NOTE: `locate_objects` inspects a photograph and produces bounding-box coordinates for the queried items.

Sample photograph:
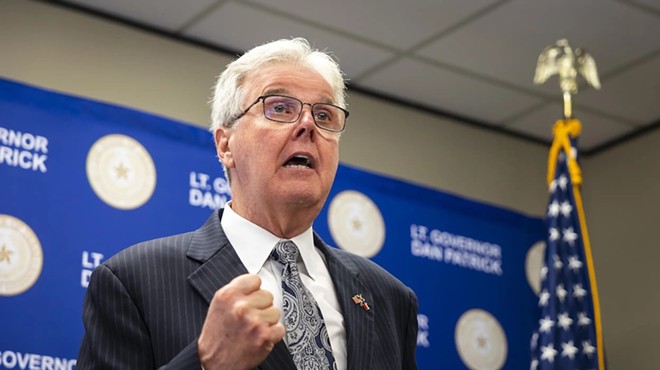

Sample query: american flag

[530,119,605,370]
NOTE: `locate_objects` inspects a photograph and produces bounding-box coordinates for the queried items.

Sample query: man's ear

[214,127,234,169]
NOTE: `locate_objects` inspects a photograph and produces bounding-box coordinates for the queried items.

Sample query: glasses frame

[233,95,349,133]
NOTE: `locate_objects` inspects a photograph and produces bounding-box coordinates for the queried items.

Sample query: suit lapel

[186,209,248,304]
[315,234,375,370]
[185,210,296,369]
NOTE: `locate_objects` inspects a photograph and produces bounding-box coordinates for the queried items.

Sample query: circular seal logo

[525,241,546,295]
[0,215,43,296]
[327,190,385,258]
[86,134,156,210]
[455,309,508,370]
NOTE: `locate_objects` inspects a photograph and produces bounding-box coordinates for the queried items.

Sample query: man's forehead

[244,64,334,102]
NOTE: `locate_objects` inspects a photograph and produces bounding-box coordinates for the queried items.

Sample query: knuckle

[262,289,274,302]
[214,285,234,302]
[233,300,249,317]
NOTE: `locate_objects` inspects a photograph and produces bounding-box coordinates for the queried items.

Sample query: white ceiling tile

[183,2,394,78]
[49,0,660,152]
[417,0,660,93]
[358,58,542,123]
[506,103,636,151]
[246,0,500,49]
[61,0,216,31]
[578,53,660,125]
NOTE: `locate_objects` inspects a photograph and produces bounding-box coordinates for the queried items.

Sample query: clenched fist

[198,274,285,370]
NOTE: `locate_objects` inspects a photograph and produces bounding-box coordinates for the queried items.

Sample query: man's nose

[293,106,317,140]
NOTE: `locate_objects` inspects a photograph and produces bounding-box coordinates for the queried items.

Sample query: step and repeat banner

[0,78,545,369]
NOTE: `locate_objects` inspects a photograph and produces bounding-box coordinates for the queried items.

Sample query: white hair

[209,37,347,131]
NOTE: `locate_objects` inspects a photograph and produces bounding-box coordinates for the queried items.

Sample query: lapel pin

[352,294,370,311]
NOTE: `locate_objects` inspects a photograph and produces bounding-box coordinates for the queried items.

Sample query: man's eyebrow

[261,88,336,104]
[262,88,288,96]
[262,88,335,104]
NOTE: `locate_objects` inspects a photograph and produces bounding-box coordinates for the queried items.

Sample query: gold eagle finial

[534,39,601,118]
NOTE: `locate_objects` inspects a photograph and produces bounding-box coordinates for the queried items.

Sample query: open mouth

[284,154,314,169]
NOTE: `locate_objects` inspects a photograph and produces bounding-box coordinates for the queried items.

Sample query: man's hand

[198,274,285,370]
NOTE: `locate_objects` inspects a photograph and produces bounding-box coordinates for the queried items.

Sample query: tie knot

[271,240,299,266]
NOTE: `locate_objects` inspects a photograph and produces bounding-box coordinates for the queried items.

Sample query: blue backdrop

[0,78,545,369]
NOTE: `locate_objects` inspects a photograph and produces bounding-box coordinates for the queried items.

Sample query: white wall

[0,0,549,215]
[583,130,660,370]
[1,0,652,368]
[0,0,226,128]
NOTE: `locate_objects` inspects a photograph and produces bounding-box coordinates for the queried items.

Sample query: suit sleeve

[403,287,419,370]
[77,264,202,369]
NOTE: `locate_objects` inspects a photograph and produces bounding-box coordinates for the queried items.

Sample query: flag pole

[533,39,605,369]
[563,91,572,119]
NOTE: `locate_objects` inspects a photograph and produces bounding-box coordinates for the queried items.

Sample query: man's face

[217,63,341,218]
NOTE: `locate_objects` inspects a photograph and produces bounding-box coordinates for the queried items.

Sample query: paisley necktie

[271,240,336,370]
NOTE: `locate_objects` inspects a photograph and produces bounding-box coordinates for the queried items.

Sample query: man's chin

[280,187,327,209]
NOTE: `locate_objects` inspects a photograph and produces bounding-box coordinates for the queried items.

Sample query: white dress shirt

[221,204,347,370]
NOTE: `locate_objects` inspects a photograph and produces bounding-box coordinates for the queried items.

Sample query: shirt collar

[289,229,321,281]
[221,203,322,281]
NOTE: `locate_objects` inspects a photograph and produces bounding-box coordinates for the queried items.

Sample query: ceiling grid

[50,0,660,154]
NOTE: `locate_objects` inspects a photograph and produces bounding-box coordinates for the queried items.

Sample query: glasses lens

[313,104,345,132]
[261,95,346,132]
[263,96,301,122]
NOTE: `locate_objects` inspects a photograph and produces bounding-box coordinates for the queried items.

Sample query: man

[77,37,418,370]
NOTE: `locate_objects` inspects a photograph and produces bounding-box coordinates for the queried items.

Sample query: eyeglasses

[233,95,349,133]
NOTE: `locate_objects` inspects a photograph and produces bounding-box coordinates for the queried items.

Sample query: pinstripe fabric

[317,234,419,370]
[77,209,418,369]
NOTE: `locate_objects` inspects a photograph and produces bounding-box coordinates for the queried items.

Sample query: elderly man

[77,38,418,370]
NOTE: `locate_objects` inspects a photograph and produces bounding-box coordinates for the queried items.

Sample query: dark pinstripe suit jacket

[77,209,418,369]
